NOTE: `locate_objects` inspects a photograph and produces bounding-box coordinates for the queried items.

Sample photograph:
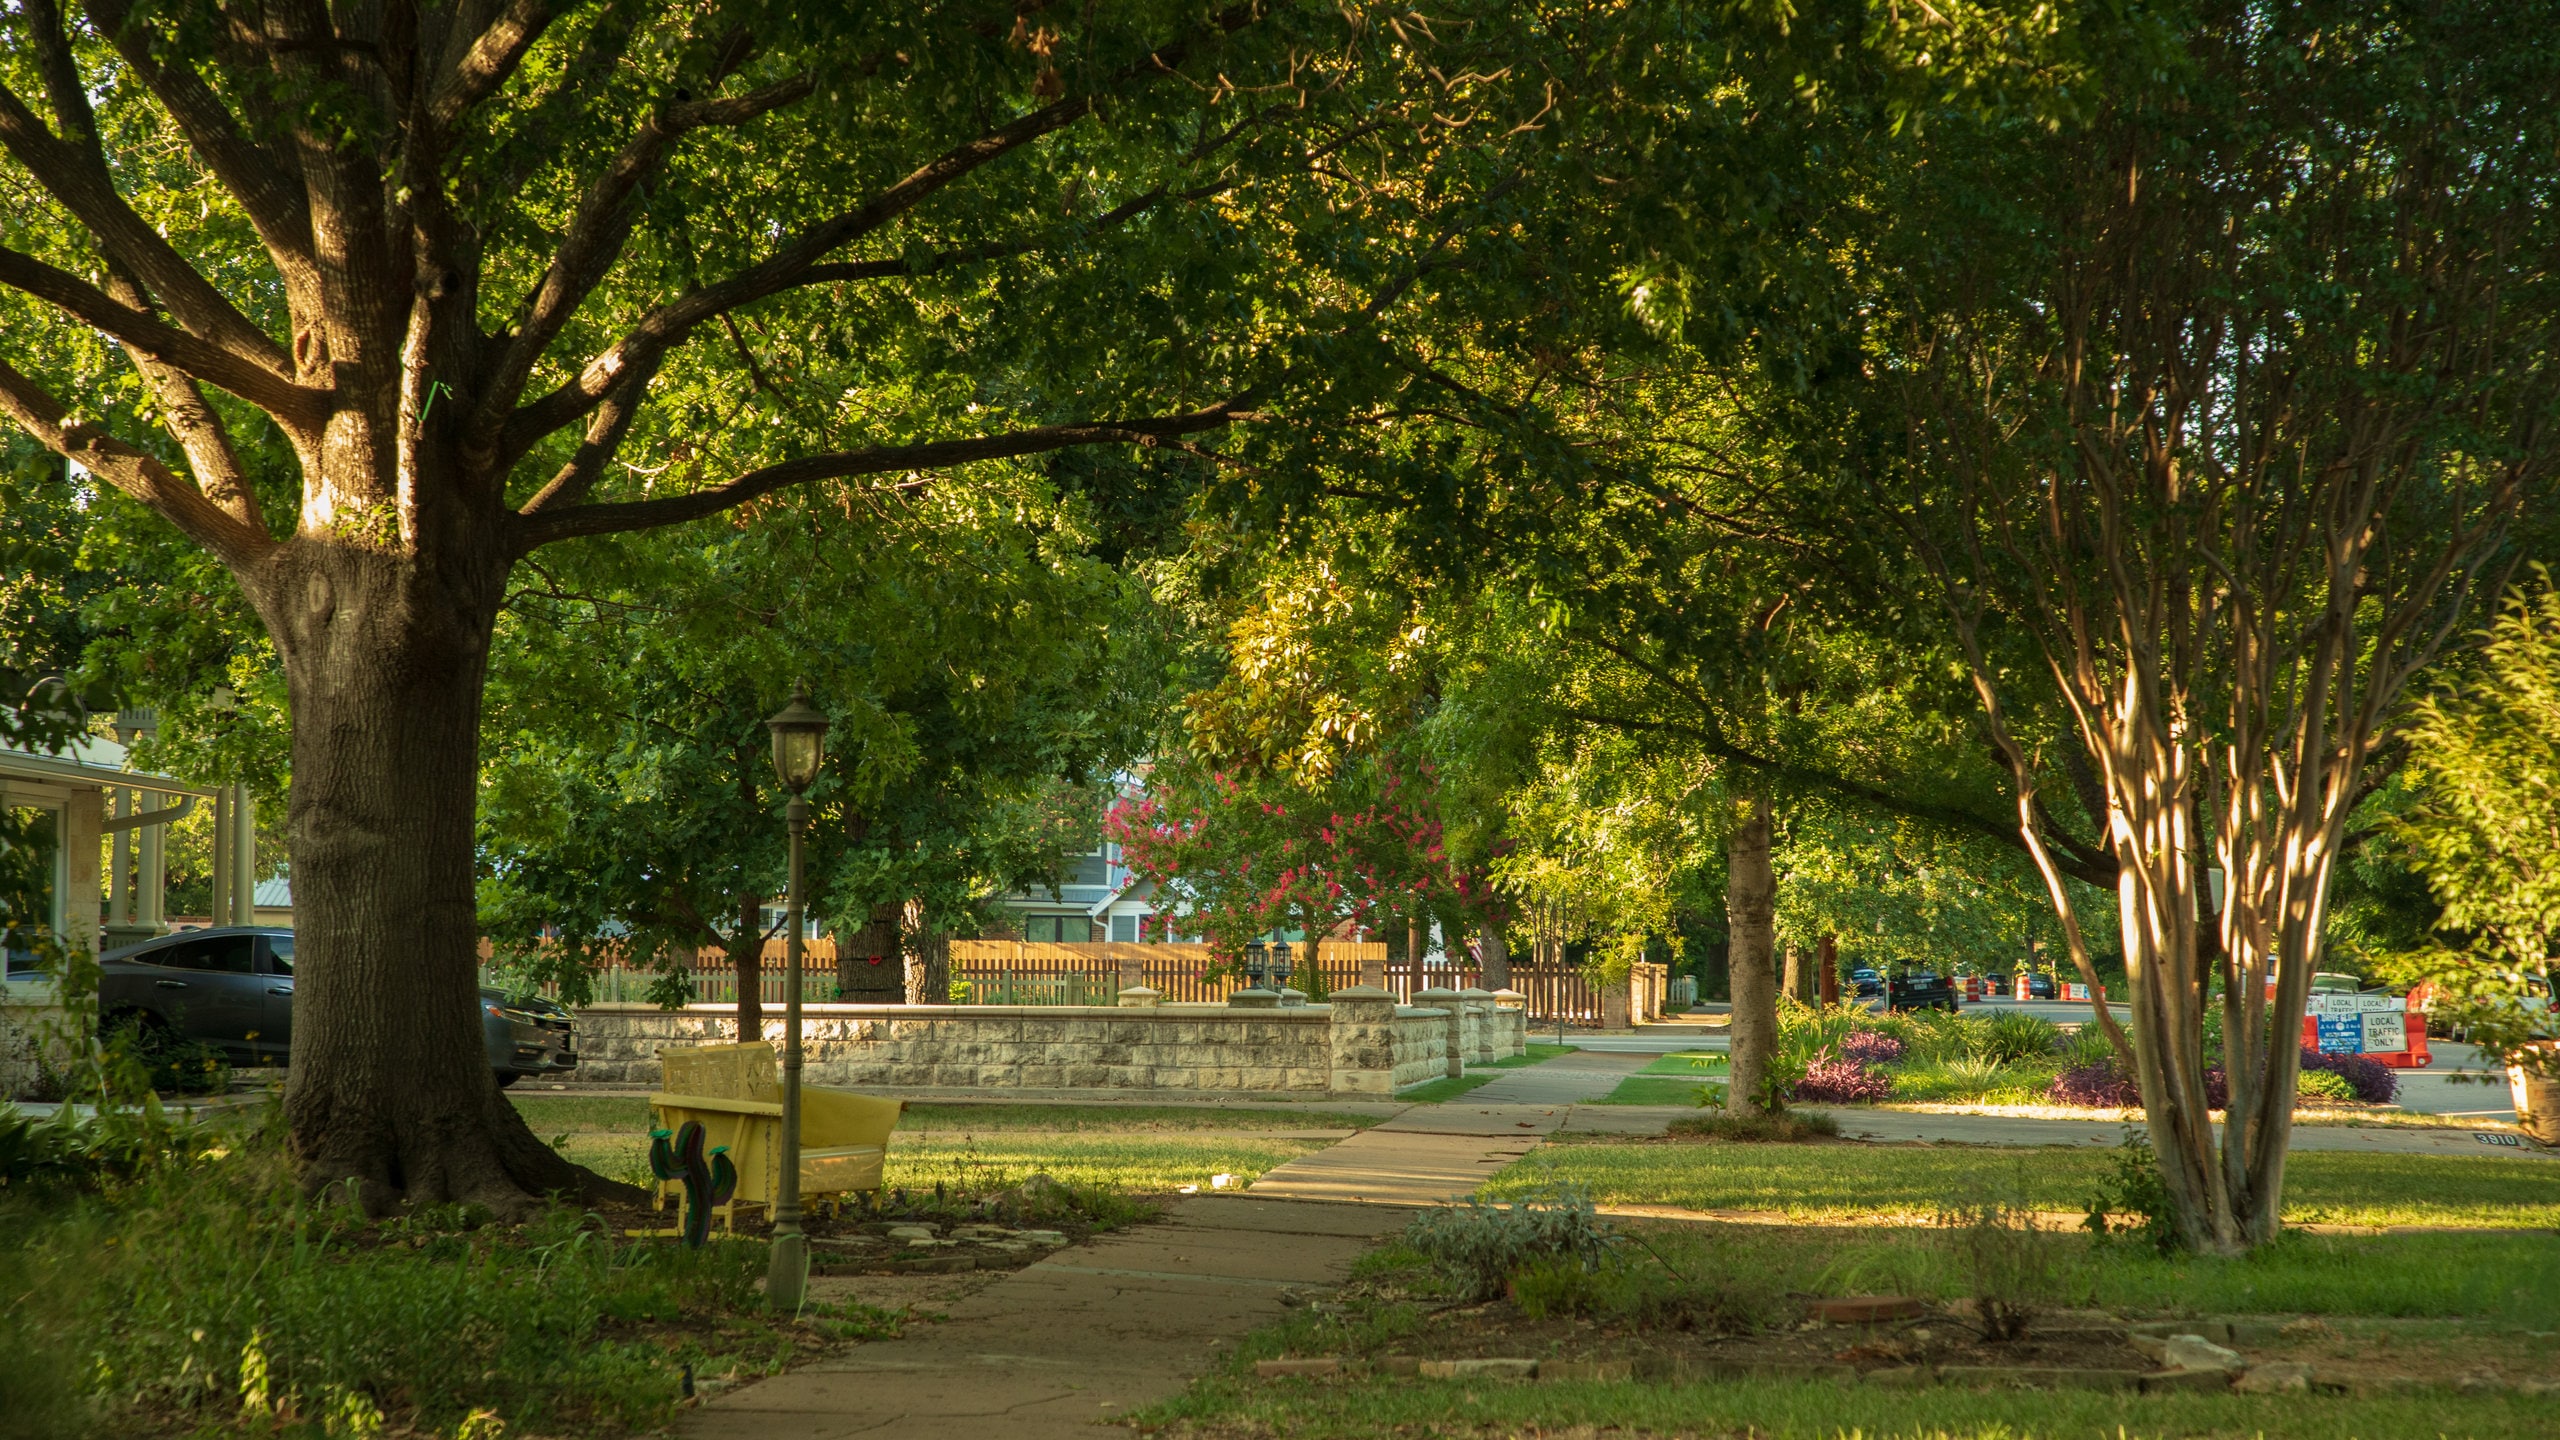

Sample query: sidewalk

[1243,1052,1650,1204]
[679,1196,1406,1440]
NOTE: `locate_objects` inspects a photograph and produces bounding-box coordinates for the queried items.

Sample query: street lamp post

[764,683,829,1313]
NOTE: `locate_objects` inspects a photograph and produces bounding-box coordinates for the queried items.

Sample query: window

[162,935,257,974]
[1110,913,1139,943]
[262,935,294,976]
[2,804,62,981]
[1022,914,1086,943]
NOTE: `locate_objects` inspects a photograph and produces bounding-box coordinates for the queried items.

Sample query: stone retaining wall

[572,984,1528,1098]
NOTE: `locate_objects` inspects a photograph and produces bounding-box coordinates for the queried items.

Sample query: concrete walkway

[1243,1052,1651,1204]
[681,1196,1406,1440]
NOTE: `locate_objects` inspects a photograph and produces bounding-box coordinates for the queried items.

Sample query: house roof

[1086,873,1156,918]
[0,732,208,797]
[255,877,293,908]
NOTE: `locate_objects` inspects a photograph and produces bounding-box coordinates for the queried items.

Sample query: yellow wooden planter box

[648,1043,902,1228]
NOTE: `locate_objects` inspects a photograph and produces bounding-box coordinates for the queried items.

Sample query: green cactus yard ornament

[648,1121,738,1247]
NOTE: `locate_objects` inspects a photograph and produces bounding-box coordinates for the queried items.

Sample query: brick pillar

[1602,976,1632,1030]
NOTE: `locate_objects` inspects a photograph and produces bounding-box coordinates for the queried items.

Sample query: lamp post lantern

[764,682,828,1313]
[1270,939,1294,992]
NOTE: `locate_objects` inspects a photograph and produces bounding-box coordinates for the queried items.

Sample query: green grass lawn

[1139,1371,2560,1440]
[1395,1044,1573,1103]
[1638,1051,1730,1075]
[887,1132,1325,1194]
[1588,1052,1731,1105]
[1134,1216,2560,1438]
[513,1094,1342,1194]
[1629,1217,2560,1325]
[1488,1136,2560,1229]
[1591,1075,1727,1106]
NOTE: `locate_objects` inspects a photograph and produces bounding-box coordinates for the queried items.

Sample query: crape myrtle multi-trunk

[0,0,1414,1213]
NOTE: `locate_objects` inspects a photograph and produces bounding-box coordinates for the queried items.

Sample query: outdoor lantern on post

[1270,939,1294,991]
[763,682,828,1313]
[1242,941,1270,991]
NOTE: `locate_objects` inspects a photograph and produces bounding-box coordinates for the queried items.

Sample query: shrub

[2082,1127,2180,1254]
[1401,1185,1615,1303]
[2058,1025,2118,1071]
[1666,1109,1842,1142]
[1977,1011,2062,1065]
[1509,1252,1777,1334]
[1900,1009,1991,1063]
[1839,1028,1906,1065]
[1774,1004,1869,1070]
[1938,1171,2063,1341]
[1793,1049,1893,1104]
[2047,1059,2140,1108]
[2296,1069,2357,1102]
[2301,1048,2397,1104]
[2045,1056,2231,1110]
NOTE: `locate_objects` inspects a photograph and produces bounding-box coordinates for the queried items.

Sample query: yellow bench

[649,1042,902,1228]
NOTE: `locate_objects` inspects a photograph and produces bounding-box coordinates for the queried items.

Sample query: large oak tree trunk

[730,891,763,1042]
[1475,922,1510,990]
[902,898,950,1004]
[1724,786,1778,1116]
[262,539,635,1215]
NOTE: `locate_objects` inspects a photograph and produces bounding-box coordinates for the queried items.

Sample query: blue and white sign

[2306,992,2407,1055]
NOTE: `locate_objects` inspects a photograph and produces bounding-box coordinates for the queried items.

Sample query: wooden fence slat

[487,939,1658,1023]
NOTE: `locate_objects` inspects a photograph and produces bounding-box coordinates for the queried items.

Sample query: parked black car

[95,926,577,1084]
[1850,967,1884,999]
[1886,969,1958,1012]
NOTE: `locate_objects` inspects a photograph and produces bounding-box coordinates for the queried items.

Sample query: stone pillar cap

[1116,985,1163,1008]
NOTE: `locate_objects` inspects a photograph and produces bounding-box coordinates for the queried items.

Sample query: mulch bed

[1349,1295,2165,1383]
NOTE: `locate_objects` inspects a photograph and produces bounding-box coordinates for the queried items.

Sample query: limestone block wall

[1390,1005,1450,1090]
[574,985,1528,1099]
[578,1002,1339,1093]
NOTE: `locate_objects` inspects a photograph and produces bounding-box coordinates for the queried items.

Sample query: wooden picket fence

[488,937,1666,1024]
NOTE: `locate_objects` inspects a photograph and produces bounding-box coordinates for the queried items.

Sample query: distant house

[989,842,1196,944]
[3,724,235,1072]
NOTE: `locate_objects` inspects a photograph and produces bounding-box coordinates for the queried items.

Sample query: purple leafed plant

[2046,1059,2229,1109]
[1839,1028,1906,1065]
[2301,1048,2398,1104]
[2047,1059,2140,1108]
[1794,1049,1893,1104]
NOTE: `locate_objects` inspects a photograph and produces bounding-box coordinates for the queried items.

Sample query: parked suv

[1886,969,1958,1012]
[96,927,576,1084]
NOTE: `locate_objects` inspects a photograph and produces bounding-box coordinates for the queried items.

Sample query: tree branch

[429,0,563,131]
[513,398,1258,549]
[1556,706,2117,888]
[483,61,812,440]
[0,80,295,382]
[82,0,317,290]
[0,355,273,566]
[0,247,325,424]
[495,2,1265,462]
